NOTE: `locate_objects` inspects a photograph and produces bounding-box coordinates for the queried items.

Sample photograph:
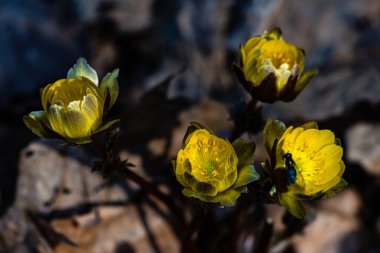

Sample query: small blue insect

[282,153,297,185]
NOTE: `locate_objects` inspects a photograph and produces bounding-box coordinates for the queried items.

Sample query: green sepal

[232,138,255,168]
[263,119,286,155]
[194,181,219,196]
[64,137,93,145]
[321,179,348,199]
[93,119,120,135]
[335,138,342,146]
[182,187,241,207]
[231,63,278,103]
[23,111,59,139]
[67,57,99,86]
[294,68,318,95]
[300,121,318,130]
[262,159,273,177]
[232,164,260,189]
[100,68,119,112]
[279,193,305,219]
[264,27,282,40]
[181,122,215,149]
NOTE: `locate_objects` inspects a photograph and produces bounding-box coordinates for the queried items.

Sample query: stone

[0,142,179,253]
[346,123,380,177]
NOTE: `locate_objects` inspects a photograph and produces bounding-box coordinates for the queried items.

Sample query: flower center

[260,40,296,69]
[203,159,220,177]
[49,78,90,107]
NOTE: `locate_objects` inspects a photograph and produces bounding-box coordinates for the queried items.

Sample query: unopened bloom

[263,119,347,218]
[23,58,119,144]
[233,27,318,103]
[173,122,259,206]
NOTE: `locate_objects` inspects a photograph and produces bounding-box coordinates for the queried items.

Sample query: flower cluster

[23,27,347,219]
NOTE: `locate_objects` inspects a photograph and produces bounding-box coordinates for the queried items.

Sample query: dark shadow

[115,241,135,253]
[136,203,162,253]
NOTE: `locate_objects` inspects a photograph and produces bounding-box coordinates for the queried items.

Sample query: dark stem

[229,98,259,142]
[228,202,244,253]
[91,136,186,229]
[252,218,274,253]
[181,205,204,253]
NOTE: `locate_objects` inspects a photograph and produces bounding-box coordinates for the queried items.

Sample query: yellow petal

[292,129,335,154]
[62,107,91,139]
[80,94,102,131]
[23,111,55,138]
[280,127,303,152]
[47,104,67,138]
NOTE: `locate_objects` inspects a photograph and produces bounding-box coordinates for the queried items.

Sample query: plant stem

[252,218,273,253]
[181,206,204,253]
[229,98,259,142]
[91,136,186,229]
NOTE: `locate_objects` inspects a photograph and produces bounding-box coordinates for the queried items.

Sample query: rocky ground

[0,0,380,252]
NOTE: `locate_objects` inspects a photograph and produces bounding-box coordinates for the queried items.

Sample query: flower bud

[233,27,318,103]
[23,58,119,144]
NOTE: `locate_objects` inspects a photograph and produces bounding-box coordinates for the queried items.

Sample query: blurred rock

[290,188,361,253]
[52,204,178,253]
[292,210,360,253]
[77,0,153,31]
[346,123,380,177]
[0,142,179,253]
[316,188,362,218]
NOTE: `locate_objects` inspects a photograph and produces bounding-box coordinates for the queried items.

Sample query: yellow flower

[23,58,119,144]
[233,27,318,103]
[263,119,347,218]
[173,122,259,207]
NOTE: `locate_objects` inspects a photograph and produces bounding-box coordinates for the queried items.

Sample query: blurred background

[0,0,380,252]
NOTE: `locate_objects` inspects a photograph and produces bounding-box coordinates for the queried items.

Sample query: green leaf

[279,193,305,219]
[263,118,286,155]
[232,138,255,168]
[67,57,99,86]
[100,68,119,112]
[322,179,348,199]
[232,165,260,189]
[23,111,58,139]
